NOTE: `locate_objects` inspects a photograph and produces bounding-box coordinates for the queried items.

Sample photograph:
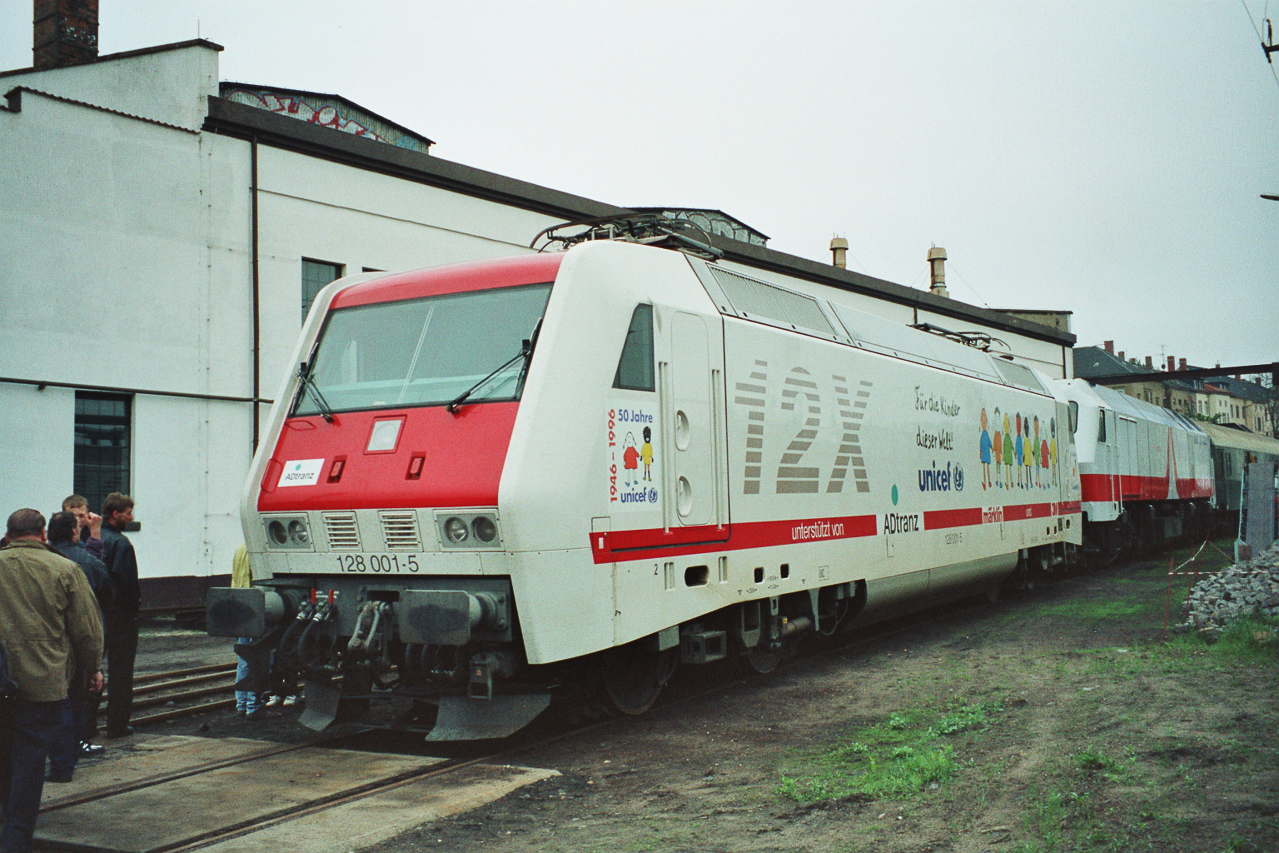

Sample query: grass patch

[1021,598,1152,622]
[1167,614,1279,668]
[776,698,1000,805]
[1074,746,1133,782]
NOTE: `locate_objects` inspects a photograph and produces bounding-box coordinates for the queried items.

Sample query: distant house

[1075,344,1275,437]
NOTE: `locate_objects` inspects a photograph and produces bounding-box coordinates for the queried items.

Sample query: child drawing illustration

[641,426,654,481]
[992,407,1003,489]
[1033,416,1042,488]
[623,432,640,486]
[1049,418,1058,486]
[1028,414,1038,485]
[1014,414,1024,488]
[1002,413,1014,488]
[979,408,992,490]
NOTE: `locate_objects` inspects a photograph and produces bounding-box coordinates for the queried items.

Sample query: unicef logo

[953,464,965,492]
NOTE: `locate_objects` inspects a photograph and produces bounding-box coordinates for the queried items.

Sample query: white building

[1,32,1073,610]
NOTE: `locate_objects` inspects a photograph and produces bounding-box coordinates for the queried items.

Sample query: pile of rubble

[1181,542,1279,638]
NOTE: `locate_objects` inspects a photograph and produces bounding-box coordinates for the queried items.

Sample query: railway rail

[37,728,554,853]
[107,662,239,728]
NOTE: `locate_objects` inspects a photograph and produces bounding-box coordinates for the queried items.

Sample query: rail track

[38,726,554,853]
[108,662,239,727]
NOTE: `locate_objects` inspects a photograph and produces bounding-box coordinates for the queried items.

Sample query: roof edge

[203,95,626,223]
[0,39,223,80]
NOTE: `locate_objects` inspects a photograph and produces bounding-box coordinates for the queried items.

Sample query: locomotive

[208,220,1225,740]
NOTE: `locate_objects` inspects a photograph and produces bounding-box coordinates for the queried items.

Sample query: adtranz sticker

[278,458,325,487]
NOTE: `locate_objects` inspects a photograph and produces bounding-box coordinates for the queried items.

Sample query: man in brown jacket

[0,508,103,853]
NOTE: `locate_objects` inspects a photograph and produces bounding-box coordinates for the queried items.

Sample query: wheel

[743,643,783,674]
[601,642,677,716]
[742,634,800,674]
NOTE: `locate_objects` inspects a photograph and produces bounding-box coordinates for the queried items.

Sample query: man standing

[46,512,112,777]
[0,509,104,852]
[61,495,104,560]
[100,493,140,739]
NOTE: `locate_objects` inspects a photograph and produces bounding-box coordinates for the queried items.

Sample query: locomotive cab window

[613,304,655,391]
[293,282,553,415]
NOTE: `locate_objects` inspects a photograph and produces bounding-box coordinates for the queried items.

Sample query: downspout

[251,132,261,453]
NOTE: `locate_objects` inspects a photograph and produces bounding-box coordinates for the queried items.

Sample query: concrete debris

[1181,542,1279,636]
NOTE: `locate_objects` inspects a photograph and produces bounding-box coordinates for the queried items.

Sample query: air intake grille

[711,267,836,336]
[323,512,360,550]
[379,511,421,550]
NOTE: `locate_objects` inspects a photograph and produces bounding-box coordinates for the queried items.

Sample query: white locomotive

[209,222,1092,739]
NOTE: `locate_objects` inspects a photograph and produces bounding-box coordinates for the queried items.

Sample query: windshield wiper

[298,361,335,423]
[447,340,531,414]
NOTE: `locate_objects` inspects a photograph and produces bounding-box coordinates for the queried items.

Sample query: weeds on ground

[775,698,1000,805]
[1166,614,1279,668]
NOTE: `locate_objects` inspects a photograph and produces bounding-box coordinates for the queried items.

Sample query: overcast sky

[3,1,1277,372]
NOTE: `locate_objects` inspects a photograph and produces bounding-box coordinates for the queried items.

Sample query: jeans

[48,678,95,779]
[234,642,263,714]
[0,698,66,852]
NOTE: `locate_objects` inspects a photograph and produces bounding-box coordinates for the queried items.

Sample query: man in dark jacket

[47,512,111,776]
[100,493,140,740]
[0,508,104,852]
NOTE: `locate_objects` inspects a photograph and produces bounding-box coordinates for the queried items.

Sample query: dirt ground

[153,541,1279,853]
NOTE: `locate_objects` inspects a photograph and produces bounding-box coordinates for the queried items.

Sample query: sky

[3,1,1277,372]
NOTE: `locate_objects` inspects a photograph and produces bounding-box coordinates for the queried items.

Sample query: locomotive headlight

[288,519,310,545]
[262,515,314,551]
[443,516,470,543]
[436,510,501,549]
[472,516,497,543]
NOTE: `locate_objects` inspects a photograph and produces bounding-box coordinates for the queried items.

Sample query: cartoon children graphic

[992,408,1003,488]
[1049,418,1058,486]
[1039,417,1049,488]
[1028,416,1038,491]
[979,408,992,490]
[1025,414,1036,486]
[1002,413,1014,488]
[622,432,640,486]
[1014,414,1024,488]
[640,426,654,481]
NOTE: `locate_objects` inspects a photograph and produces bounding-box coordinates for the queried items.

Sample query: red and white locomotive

[210,223,1107,739]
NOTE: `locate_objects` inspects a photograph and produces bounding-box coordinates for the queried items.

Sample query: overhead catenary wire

[1240,0,1279,92]
[944,260,992,309]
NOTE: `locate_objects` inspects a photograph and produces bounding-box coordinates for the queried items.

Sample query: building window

[302,258,344,321]
[74,392,131,516]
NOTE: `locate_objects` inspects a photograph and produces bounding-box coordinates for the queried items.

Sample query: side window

[1097,410,1107,443]
[302,258,344,321]
[1067,401,1079,435]
[613,304,655,391]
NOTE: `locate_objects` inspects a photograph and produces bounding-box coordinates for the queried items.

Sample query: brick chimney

[1103,340,1114,354]
[33,0,98,69]
[1179,358,1187,372]
[1166,356,1175,372]
[1145,356,1153,369]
